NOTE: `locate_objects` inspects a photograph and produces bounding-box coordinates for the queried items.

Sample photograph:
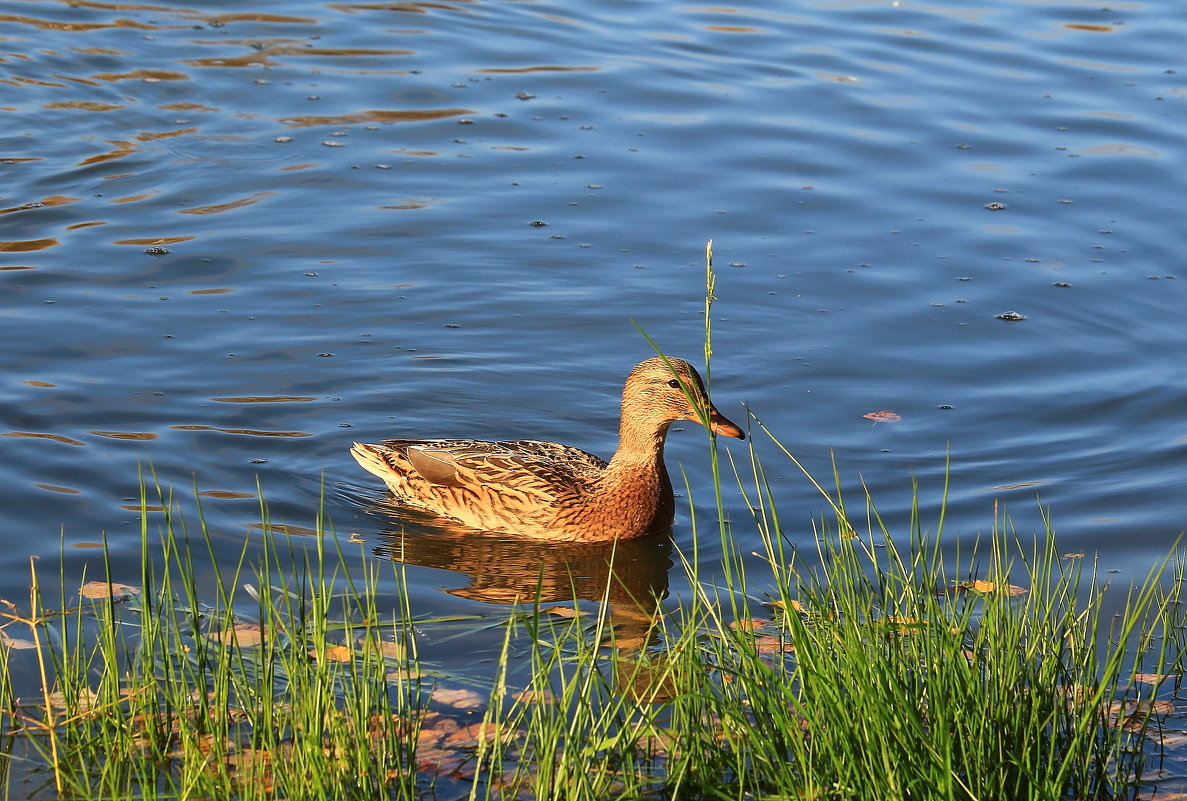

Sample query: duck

[350,356,745,542]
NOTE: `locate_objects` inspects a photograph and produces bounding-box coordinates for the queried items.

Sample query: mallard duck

[350,356,744,542]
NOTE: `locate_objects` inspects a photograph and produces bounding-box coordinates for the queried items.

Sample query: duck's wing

[363,438,606,498]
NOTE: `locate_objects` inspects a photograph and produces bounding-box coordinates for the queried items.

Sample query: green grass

[1,245,1182,800]
[1,447,1182,800]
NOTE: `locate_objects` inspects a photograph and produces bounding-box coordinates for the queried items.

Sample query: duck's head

[624,356,745,440]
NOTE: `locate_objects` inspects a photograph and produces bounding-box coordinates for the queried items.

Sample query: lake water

[2,0,1185,744]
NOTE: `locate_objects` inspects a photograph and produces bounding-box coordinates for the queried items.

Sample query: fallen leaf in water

[360,636,406,660]
[431,687,485,710]
[386,669,422,682]
[310,645,353,663]
[879,616,928,635]
[46,687,98,711]
[729,618,771,632]
[208,623,266,647]
[1132,672,1180,685]
[955,580,1028,596]
[444,722,517,748]
[863,410,902,423]
[753,635,794,654]
[512,689,557,704]
[0,631,38,650]
[543,606,584,618]
[80,580,140,599]
[1105,698,1175,731]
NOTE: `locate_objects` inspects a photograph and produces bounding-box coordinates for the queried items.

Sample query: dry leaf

[512,689,557,704]
[431,687,485,710]
[729,618,770,632]
[0,631,38,650]
[1062,552,1085,559]
[880,616,928,635]
[444,722,516,748]
[310,645,353,663]
[80,581,140,599]
[957,580,1027,596]
[863,410,902,423]
[359,636,406,660]
[1105,698,1175,731]
[753,635,794,654]
[208,623,266,647]
[46,687,98,711]
[386,668,423,682]
[1132,672,1180,685]
[543,606,583,619]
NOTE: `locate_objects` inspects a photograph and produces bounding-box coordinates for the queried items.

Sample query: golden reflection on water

[184,53,275,69]
[280,108,472,127]
[4,431,85,446]
[366,505,672,646]
[210,396,318,403]
[110,191,162,204]
[136,127,198,141]
[0,196,81,215]
[0,238,58,252]
[87,431,159,440]
[91,69,188,82]
[179,191,274,215]
[477,65,597,73]
[200,13,318,25]
[76,140,137,166]
[114,235,195,245]
[171,425,312,437]
[35,483,80,494]
[327,2,476,14]
[159,102,219,112]
[0,15,167,33]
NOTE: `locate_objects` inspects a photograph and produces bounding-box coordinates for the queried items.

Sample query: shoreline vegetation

[1,245,1183,799]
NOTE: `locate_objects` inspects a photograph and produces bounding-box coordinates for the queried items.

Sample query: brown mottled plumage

[350,357,744,542]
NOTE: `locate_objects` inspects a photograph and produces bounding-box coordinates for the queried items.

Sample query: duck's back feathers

[350,438,609,535]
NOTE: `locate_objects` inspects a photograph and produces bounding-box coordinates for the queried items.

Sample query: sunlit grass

[1,447,1183,800]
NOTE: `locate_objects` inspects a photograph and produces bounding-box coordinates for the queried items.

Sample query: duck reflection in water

[368,507,673,648]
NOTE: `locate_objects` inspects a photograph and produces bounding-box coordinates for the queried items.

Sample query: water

[2,0,1185,686]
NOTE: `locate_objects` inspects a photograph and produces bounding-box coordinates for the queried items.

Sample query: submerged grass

[2,245,1183,799]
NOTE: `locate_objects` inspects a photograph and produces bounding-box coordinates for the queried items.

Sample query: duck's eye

[667,379,682,389]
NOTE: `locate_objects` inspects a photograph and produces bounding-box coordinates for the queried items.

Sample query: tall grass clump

[9,477,426,801]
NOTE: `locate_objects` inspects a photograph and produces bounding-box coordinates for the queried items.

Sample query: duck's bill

[708,408,745,440]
